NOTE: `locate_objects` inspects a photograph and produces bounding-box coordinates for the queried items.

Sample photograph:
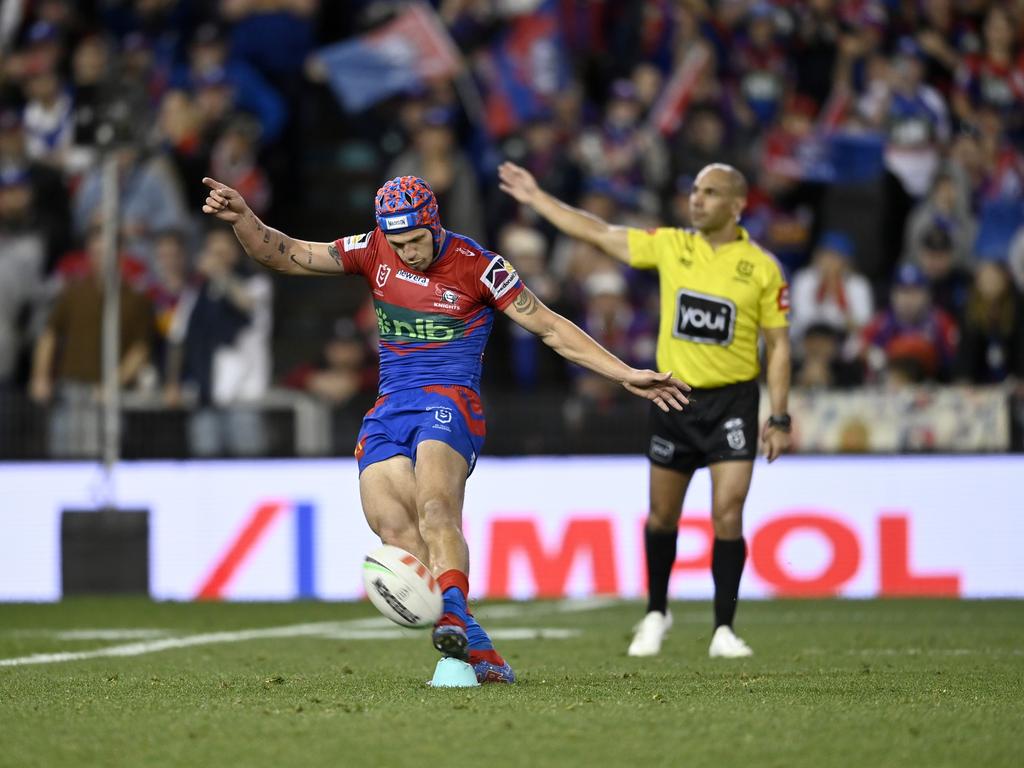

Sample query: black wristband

[767,413,792,432]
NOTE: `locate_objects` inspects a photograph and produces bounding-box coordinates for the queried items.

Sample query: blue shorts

[355,385,487,475]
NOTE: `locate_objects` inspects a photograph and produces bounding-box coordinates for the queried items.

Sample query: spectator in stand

[64,33,119,176]
[903,171,977,268]
[790,0,845,108]
[910,225,972,318]
[208,116,270,217]
[790,231,873,349]
[913,0,966,96]
[221,0,315,93]
[165,227,272,457]
[20,64,74,171]
[729,3,790,132]
[955,260,1024,385]
[29,224,154,457]
[118,31,167,110]
[0,168,46,387]
[572,270,655,407]
[148,229,190,378]
[496,223,568,391]
[496,110,581,233]
[73,142,189,270]
[282,318,376,408]
[968,107,1024,261]
[578,79,667,206]
[951,5,1024,142]
[671,105,744,189]
[387,106,485,243]
[0,107,71,267]
[793,323,864,390]
[9,21,66,83]
[861,263,959,384]
[155,89,210,213]
[743,170,816,273]
[860,38,951,273]
[174,22,286,147]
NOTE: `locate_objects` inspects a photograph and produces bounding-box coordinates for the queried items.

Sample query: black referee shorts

[647,379,759,473]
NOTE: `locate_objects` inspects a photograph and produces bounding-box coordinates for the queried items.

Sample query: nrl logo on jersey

[343,233,370,251]
[396,269,429,286]
[480,255,518,299]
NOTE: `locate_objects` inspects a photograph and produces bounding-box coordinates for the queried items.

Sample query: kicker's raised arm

[498,162,632,264]
[502,288,689,412]
[201,176,345,276]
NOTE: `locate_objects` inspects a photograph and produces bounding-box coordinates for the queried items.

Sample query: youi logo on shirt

[673,289,736,345]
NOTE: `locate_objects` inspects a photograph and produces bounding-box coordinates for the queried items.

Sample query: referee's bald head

[697,163,748,200]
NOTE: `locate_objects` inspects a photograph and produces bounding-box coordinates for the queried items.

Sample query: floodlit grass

[0,599,1021,768]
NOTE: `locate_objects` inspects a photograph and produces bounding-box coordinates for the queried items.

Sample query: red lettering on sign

[751,513,860,596]
[878,514,960,596]
[674,518,714,572]
[635,517,713,593]
[487,518,618,598]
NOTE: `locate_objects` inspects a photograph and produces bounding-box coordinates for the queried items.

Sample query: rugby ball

[362,545,442,628]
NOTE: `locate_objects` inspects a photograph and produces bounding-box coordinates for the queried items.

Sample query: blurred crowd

[0,0,1023,457]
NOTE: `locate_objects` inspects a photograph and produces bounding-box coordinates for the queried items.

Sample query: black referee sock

[712,537,747,628]
[644,525,678,615]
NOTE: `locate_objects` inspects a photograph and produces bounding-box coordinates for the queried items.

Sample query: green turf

[0,599,1021,768]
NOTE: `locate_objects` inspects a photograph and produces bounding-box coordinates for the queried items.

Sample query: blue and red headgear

[374,176,444,254]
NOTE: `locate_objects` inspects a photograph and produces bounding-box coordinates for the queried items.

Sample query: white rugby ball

[362,545,442,628]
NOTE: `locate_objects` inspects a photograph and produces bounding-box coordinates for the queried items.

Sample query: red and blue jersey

[336,228,524,395]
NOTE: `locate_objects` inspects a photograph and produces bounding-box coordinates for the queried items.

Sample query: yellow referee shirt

[627,226,789,388]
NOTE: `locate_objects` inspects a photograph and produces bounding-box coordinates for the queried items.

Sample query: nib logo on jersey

[673,289,736,345]
[375,301,463,341]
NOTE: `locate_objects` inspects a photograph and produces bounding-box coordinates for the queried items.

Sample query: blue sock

[465,613,493,650]
[442,587,469,624]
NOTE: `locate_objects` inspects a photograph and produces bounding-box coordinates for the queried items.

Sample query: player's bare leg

[413,440,470,574]
[359,456,428,563]
[628,465,692,657]
[413,439,472,660]
[415,439,514,682]
[708,460,755,658]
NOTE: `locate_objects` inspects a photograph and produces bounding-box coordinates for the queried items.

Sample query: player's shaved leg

[645,464,692,614]
[414,439,473,659]
[413,439,470,573]
[709,460,754,631]
[359,456,428,563]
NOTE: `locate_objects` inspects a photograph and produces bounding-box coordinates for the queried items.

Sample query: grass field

[0,598,1021,768]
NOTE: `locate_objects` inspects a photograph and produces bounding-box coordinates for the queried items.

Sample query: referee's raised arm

[498,162,632,265]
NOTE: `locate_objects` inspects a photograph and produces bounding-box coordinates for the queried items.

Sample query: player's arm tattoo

[512,289,539,316]
[328,243,341,266]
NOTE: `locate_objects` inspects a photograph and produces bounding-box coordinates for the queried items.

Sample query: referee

[499,161,791,658]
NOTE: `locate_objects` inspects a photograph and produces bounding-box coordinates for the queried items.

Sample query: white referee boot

[708,625,753,658]
[627,610,673,657]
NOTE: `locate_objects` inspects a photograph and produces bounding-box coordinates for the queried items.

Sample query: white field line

[0,621,344,667]
[314,627,579,641]
[801,647,1024,657]
[57,629,174,641]
[0,600,608,668]
[473,597,618,620]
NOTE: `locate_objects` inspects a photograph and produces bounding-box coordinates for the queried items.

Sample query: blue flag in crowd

[316,3,460,113]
